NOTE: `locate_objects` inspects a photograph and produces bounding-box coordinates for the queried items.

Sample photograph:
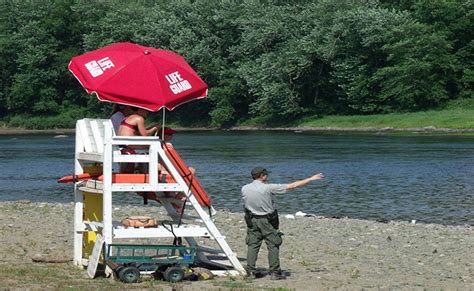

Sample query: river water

[0,131,473,225]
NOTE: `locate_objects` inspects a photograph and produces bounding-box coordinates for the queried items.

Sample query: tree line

[0,0,472,127]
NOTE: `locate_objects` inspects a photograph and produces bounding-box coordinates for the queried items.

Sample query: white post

[149,143,159,189]
[73,122,84,266]
[102,125,113,245]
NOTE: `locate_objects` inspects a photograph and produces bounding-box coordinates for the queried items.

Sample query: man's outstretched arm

[286,173,324,190]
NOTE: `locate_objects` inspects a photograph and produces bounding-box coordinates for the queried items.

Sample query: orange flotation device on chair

[58,173,174,184]
[57,144,212,209]
[57,173,101,183]
[163,142,212,208]
[98,173,175,184]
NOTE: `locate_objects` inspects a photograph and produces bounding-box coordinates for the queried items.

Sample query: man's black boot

[269,271,286,280]
[246,271,256,280]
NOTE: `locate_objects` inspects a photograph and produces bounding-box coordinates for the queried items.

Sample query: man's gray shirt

[241,180,287,215]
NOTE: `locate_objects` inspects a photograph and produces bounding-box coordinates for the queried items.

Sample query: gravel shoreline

[0,201,472,290]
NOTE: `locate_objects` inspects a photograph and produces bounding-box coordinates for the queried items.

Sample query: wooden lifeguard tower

[72,118,245,277]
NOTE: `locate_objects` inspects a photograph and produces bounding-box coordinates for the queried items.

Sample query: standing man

[241,167,324,280]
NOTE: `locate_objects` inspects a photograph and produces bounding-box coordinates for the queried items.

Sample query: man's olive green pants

[245,216,283,273]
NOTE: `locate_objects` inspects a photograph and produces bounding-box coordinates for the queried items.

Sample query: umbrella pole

[162,108,165,140]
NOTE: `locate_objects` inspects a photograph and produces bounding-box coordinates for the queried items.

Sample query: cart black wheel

[164,266,185,282]
[113,266,123,279]
[118,266,140,283]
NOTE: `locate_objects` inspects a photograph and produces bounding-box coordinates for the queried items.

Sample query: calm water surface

[0,131,473,225]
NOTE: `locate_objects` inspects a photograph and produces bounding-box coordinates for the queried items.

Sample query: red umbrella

[68,42,208,111]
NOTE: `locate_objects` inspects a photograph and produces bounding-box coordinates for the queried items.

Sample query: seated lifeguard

[110,104,132,134]
[117,107,159,173]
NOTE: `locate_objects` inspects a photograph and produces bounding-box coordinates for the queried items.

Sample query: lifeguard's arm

[137,117,158,136]
[147,123,160,132]
[286,173,324,190]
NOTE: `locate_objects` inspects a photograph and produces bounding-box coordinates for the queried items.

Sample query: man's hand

[309,173,324,181]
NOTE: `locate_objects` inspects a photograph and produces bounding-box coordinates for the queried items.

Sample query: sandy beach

[0,201,472,290]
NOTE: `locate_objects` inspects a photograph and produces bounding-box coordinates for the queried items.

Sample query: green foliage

[443,97,474,110]
[456,39,474,99]
[7,107,89,129]
[298,107,474,129]
[231,2,313,119]
[327,6,412,113]
[0,0,471,127]
[374,21,457,110]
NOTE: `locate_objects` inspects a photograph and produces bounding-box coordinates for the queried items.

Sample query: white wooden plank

[77,152,103,162]
[112,153,151,163]
[73,121,85,266]
[113,225,210,238]
[102,129,113,246]
[90,120,104,153]
[77,119,93,153]
[148,143,159,190]
[87,234,105,278]
[111,183,182,192]
[110,136,160,146]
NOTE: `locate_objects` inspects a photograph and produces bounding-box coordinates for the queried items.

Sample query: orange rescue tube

[163,143,212,208]
[98,173,175,184]
[57,173,101,183]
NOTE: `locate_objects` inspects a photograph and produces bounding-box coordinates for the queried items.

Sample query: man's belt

[245,208,275,218]
[244,209,279,229]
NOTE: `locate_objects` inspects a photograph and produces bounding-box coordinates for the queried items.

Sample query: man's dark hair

[251,167,270,179]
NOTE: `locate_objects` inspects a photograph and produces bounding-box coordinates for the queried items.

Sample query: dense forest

[0,0,472,128]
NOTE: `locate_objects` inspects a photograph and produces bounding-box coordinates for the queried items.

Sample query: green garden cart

[105,243,196,283]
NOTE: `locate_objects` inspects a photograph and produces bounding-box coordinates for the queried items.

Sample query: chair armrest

[111,136,162,146]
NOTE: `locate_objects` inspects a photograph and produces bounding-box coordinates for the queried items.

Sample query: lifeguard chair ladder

[72,118,246,276]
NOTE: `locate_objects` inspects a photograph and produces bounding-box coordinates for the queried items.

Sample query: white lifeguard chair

[72,118,245,277]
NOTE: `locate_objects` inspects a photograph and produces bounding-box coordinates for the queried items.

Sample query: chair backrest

[76,119,113,154]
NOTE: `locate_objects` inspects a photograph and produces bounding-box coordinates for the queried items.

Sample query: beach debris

[295,211,307,217]
[191,267,214,280]
[387,236,392,241]
[433,249,438,254]
[285,214,295,219]
[411,219,417,224]
[54,135,68,138]
[32,254,72,263]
